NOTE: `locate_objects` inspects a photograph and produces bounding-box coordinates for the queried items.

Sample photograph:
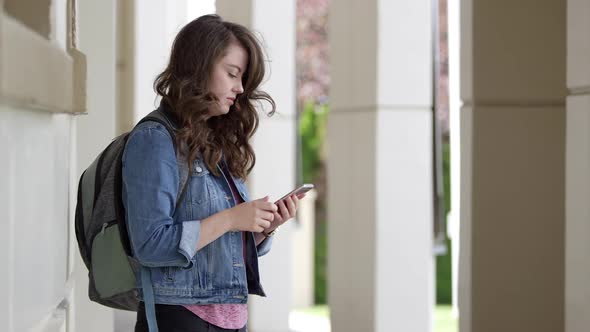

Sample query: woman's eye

[229,73,237,78]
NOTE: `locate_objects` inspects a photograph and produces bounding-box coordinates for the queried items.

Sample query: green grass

[293,305,457,332]
[434,305,458,332]
[297,304,329,317]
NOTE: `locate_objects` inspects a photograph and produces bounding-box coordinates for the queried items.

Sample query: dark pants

[135,302,247,332]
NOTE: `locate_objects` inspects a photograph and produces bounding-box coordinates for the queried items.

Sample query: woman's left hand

[267,194,304,232]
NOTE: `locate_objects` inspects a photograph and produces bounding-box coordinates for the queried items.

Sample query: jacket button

[195,166,203,173]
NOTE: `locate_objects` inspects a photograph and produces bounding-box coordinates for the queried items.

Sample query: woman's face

[208,41,248,117]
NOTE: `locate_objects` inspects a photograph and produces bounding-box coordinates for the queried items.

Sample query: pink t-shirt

[183,297,247,329]
[183,167,248,329]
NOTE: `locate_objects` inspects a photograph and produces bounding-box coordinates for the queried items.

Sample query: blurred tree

[297,0,330,106]
[296,0,330,304]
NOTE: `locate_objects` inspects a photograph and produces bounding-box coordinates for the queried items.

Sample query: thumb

[257,195,270,202]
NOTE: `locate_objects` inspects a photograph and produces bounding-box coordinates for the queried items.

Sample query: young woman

[122,15,302,332]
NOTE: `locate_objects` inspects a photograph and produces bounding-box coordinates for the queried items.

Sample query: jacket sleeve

[256,236,273,257]
[122,124,200,268]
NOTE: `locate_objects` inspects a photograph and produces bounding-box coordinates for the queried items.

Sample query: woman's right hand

[224,196,278,233]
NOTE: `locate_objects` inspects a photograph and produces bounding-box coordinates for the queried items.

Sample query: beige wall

[0,1,84,331]
[4,0,51,39]
[0,107,74,332]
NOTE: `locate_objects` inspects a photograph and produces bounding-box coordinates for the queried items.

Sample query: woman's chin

[209,107,230,118]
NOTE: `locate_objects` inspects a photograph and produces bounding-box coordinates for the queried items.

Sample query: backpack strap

[135,107,189,332]
[137,108,190,214]
[116,107,190,257]
[141,266,158,332]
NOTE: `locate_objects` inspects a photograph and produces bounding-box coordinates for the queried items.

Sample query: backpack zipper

[91,220,118,244]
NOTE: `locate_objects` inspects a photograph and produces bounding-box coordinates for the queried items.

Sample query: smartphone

[274,184,314,204]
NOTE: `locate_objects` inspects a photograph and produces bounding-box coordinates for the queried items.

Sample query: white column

[447,0,462,320]
[216,1,297,331]
[118,0,191,133]
[328,0,434,331]
[132,0,188,123]
[291,189,317,309]
[74,0,117,331]
[566,0,590,331]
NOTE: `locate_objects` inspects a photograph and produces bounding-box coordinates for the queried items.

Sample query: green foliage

[436,238,453,304]
[436,142,452,304]
[442,142,451,214]
[314,219,327,304]
[300,102,328,183]
[299,101,329,304]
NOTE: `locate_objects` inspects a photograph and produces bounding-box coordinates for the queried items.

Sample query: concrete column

[132,0,188,122]
[459,1,566,331]
[565,0,590,331]
[116,0,135,134]
[216,1,297,331]
[328,1,434,331]
[117,0,190,131]
[74,0,117,331]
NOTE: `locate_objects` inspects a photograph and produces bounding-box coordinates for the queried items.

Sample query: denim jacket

[121,118,272,306]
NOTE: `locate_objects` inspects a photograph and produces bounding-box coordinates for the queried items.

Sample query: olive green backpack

[74,109,188,311]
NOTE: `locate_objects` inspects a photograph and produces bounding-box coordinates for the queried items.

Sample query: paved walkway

[289,310,331,332]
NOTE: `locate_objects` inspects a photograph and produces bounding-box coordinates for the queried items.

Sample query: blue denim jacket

[121,119,272,306]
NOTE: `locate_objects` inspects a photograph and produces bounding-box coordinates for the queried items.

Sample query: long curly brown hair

[154,15,275,179]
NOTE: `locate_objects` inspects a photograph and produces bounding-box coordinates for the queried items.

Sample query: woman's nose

[233,81,244,94]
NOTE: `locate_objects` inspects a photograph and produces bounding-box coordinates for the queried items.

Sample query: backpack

[74,108,188,311]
